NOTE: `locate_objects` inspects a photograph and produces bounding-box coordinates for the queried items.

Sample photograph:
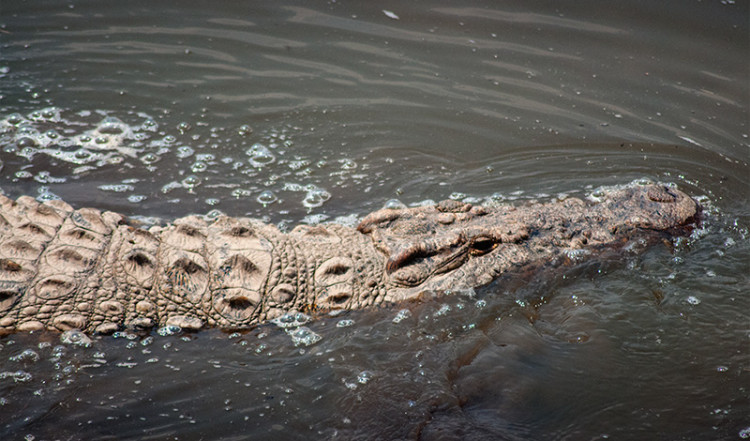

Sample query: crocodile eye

[470,237,496,255]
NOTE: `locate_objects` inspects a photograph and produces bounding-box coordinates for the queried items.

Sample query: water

[0,0,748,439]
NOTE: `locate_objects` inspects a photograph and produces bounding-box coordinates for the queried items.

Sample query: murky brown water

[1,0,748,439]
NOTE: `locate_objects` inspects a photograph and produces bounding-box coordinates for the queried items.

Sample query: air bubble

[17,137,38,148]
[181,175,201,190]
[231,188,252,198]
[177,122,192,134]
[246,143,275,167]
[116,361,138,368]
[271,312,311,329]
[339,158,357,170]
[6,113,24,125]
[19,146,37,160]
[288,159,309,170]
[141,153,160,164]
[141,119,158,131]
[98,117,126,135]
[98,184,135,193]
[565,249,590,260]
[191,161,207,172]
[9,349,40,363]
[256,190,277,206]
[107,156,125,165]
[357,370,373,384]
[434,304,451,317]
[238,124,253,136]
[206,209,224,218]
[392,309,412,323]
[128,195,147,203]
[157,325,182,336]
[287,327,322,347]
[333,214,359,228]
[176,145,194,159]
[384,199,406,209]
[41,107,59,120]
[18,124,39,136]
[0,370,32,383]
[161,181,181,194]
[414,199,436,207]
[588,188,606,202]
[61,330,92,347]
[33,172,60,191]
[302,213,329,225]
[302,186,331,209]
[36,188,61,201]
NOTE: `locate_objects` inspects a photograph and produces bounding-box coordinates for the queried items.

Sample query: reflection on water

[0,0,748,439]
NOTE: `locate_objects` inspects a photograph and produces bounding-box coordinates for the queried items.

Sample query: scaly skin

[0,184,698,334]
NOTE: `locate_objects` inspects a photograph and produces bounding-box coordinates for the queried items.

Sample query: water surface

[0,0,748,439]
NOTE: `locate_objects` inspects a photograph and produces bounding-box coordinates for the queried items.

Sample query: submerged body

[0,184,698,334]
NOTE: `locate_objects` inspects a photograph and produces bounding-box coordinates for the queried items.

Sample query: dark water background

[0,0,748,439]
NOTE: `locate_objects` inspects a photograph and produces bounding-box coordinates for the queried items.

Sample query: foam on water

[287,327,322,347]
[0,107,369,222]
[271,312,312,329]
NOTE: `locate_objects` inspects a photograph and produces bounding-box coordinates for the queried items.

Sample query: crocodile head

[358,184,699,302]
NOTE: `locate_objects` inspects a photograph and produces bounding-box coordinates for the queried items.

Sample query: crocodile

[0,184,698,335]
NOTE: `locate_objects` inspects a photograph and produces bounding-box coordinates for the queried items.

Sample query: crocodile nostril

[0,258,22,272]
[127,252,153,268]
[322,292,351,306]
[227,296,255,310]
[0,289,19,302]
[330,293,350,305]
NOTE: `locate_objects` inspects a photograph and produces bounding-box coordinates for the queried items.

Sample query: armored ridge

[0,184,699,334]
